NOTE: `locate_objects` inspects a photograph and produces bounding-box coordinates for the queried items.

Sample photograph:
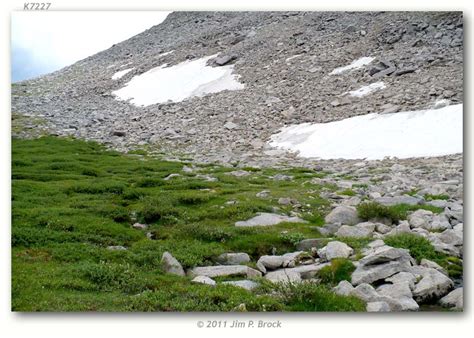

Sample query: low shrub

[276,282,365,312]
[318,258,355,285]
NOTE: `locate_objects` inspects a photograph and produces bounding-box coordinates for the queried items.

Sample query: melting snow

[348,81,386,97]
[112,68,134,80]
[269,104,463,160]
[330,57,375,75]
[112,54,244,106]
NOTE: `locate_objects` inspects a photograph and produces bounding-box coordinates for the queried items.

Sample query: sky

[11,11,170,82]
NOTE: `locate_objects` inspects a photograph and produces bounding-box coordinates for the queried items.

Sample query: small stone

[192,275,216,286]
[214,54,237,66]
[107,245,127,251]
[132,222,147,230]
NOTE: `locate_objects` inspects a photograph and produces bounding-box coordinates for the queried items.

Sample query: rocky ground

[11,11,463,311]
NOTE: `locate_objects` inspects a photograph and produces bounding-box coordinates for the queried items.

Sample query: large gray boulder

[439,287,463,310]
[412,267,453,303]
[188,265,262,278]
[375,195,423,206]
[216,252,251,265]
[235,212,307,227]
[296,238,327,251]
[222,280,259,291]
[336,222,375,238]
[351,246,415,285]
[408,209,433,229]
[324,241,354,260]
[264,269,301,284]
[325,205,360,225]
[257,255,284,272]
[385,272,417,290]
[367,301,391,312]
[161,252,185,276]
[264,263,329,284]
[333,280,355,296]
[191,275,216,286]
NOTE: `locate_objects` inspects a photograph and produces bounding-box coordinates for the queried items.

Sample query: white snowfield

[330,56,375,75]
[111,68,134,80]
[348,81,386,97]
[269,104,463,160]
[112,54,244,106]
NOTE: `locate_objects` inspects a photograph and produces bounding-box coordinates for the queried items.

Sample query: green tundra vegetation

[11,137,459,311]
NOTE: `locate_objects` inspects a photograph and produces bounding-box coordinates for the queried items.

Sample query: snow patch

[330,57,375,75]
[112,54,244,106]
[348,82,386,97]
[112,68,134,80]
[269,104,463,160]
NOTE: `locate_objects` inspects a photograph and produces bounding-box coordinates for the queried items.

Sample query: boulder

[235,212,307,227]
[333,280,355,296]
[335,222,375,238]
[191,275,216,286]
[420,259,448,276]
[264,269,301,284]
[161,252,185,276]
[435,229,463,246]
[188,265,262,279]
[375,195,422,206]
[351,246,415,285]
[439,287,463,309]
[408,209,433,229]
[317,223,342,236]
[367,301,391,312]
[325,205,359,225]
[214,54,237,66]
[386,272,417,290]
[257,255,284,271]
[429,214,452,231]
[325,241,354,260]
[216,253,251,265]
[353,283,380,302]
[296,238,327,251]
[412,267,453,303]
[222,280,259,291]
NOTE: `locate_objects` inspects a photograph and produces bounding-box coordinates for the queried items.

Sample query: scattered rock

[367,301,391,312]
[235,212,307,227]
[161,252,185,276]
[325,205,359,225]
[132,222,147,230]
[324,241,354,260]
[192,275,216,286]
[214,54,237,66]
[375,195,422,206]
[222,280,259,291]
[439,287,463,309]
[216,253,251,265]
[188,265,262,278]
